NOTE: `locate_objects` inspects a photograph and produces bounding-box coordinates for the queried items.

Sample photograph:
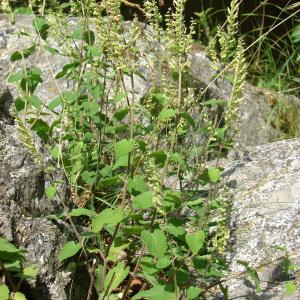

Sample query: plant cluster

[5,0,295,299]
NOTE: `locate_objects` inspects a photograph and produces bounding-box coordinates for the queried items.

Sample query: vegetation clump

[1,0,299,299]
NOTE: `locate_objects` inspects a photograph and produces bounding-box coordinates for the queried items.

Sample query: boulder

[217,138,300,299]
[189,44,300,147]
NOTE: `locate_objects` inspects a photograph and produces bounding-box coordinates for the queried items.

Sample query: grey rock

[218,138,300,299]
[189,46,300,147]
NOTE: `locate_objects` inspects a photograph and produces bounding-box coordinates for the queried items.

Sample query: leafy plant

[0,238,38,300]
[5,0,248,298]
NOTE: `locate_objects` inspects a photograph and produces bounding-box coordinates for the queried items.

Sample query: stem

[86,259,97,300]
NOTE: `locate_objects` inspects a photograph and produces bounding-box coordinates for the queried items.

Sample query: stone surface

[219,138,300,299]
[189,46,300,147]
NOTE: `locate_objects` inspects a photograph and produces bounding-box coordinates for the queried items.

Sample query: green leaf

[45,46,59,55]
[48,96,62,110]
[7,71,23,83]
[0,238,22,253]
[83,30,95,45]
[104,261,129,293]
[208,168,221,183]
[133,191,153,209]
[156,257,171,269]
[164,219,185,238]
[69,208,95,217]
[186,230,205,255]
[180,112,195,128]
[285,281,297,295]
[81,171,96,185]
[237,261,261,292]
[141,230,167,259]
[72,26,84,40]
[14,7,32,14]
[25,95,41,109]
[55,62,80,79]
[158,109,177,121]
[15,98,25,112]
[0,284,9,300]
[58,241,81,262]
[21,265,39,279]
[10,51,22,62]
[187,287,201,299]
[10,45,36,62]
[114,93,126,104]
[114,139,135,160]
[128,175,148,194]
[84,101,100,116]
[33,17,50,40]
[13,292,27,300]
[132,285,174,300]
[113,108,129,121]
[30,119,49,141]
[113,155,129,169]
[45,185,57,199]
[201,99,227,106]
[92,208,123,233]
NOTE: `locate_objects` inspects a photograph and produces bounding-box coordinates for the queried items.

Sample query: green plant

[0,238,39,300]
[6,0,248,299]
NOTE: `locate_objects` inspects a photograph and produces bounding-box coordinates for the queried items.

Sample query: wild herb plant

[5,0,248,299]
[0,238,39,299]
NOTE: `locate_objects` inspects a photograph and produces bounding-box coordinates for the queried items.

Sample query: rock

[189,45,300,147]
[218,138,300,299]
[0,15,74,299]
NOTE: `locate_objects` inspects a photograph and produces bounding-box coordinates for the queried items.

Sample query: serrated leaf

[114,139,135,160]
[58,241,81,262]
[158,109,177,121]
[187,286,201,299]
[186,230,205,255]
[128,175,148,194]
[208,168,221,183]
[0,284,9,300]
[45,185,57,199]
[92,208,123,233]
[141,230,167,259]
[133,191,153,209]
[156,257,171,269]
